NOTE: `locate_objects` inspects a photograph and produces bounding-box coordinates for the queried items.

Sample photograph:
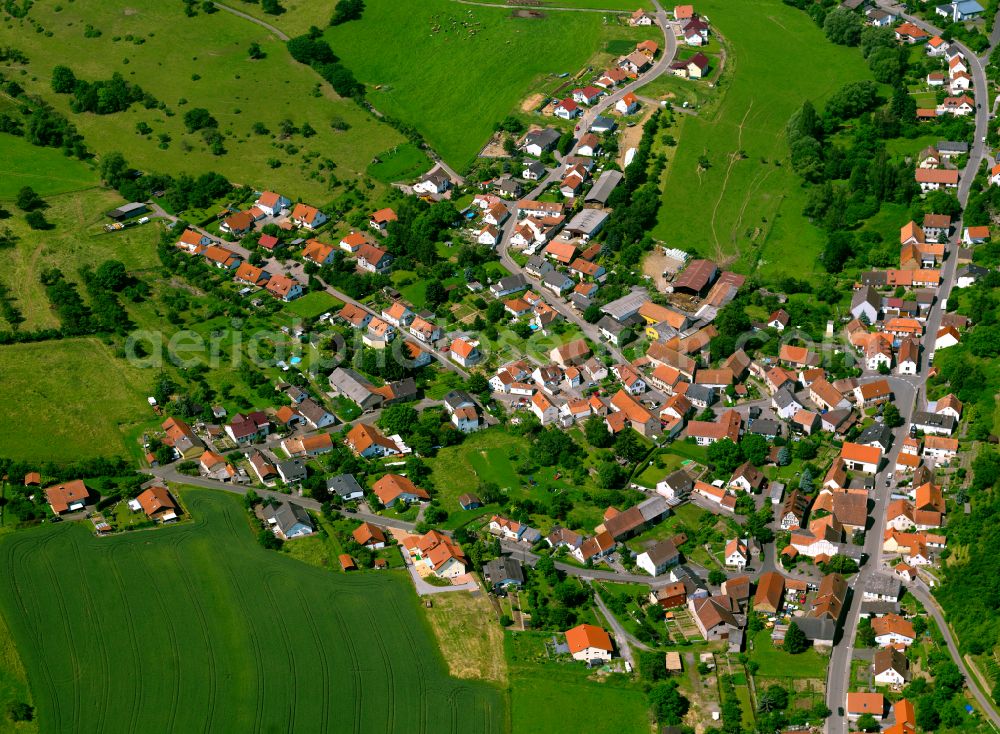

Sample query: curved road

[826,9,994,729]
[496,0,677,365]
[213,2,290,41]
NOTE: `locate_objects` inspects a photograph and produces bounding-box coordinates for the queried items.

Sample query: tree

[378,405,419,436]
[707,438,742,474]
[777,445,791,466]
[262,0,284,14]
[882,402,903,428]
[6,702,32,722]
[823,8,863,46]
[857,617,876,647]
[784,621,808,654]
[248,42,264,59]
[51,64,77,94]
[648,681,689,725]
[425,279,446,308]
[94,260,129,291]
[183,107,217,133]
[740,433,769,466]
[708,569,727,585]
[584,414,614,448]
[330,0,365,25]
[597,461,627,489]
[467,373,490,397]
[614,428,646,463]
[15,186,44,212]
[25,210,51,230]
[757,684,789,712]
[856,714,879,732]
[798,468,814,492]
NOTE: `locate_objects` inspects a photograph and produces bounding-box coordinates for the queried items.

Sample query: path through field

[0,490,505,733]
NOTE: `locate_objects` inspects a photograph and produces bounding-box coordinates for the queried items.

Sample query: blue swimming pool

[290,356,302,365]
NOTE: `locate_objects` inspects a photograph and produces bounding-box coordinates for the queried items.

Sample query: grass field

[367,142,435,184]
[747,628,828,679]
[422,591,508,685]
[0,189,162,330]
[0,489,505,733]
[282,290,343,319]
[215,0,339,37]
[326,0,648,168]
[505,632,649,734]
[0,338,153,462]
[458,0,652,9]
[0,0,403,202]
[0,134,99,199]
[648,0,874,282]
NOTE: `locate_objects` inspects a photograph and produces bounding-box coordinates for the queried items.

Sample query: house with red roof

[290,203,328,230]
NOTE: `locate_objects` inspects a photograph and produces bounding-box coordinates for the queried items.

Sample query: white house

[724,538,749,569]
[636,539,681,577]
[554,98,581,120]
[255,191,290,217]
[565,624,614,663]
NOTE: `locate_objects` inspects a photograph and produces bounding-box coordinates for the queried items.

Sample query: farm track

[167,530,220,734]
[0,531,63,731]
[220,507,271,733]
[105,544,146,734]
[329,602,365,734]
[131,543,183,732]
[36,531,85,730]
[710,99,754,261]
[263,564,333,731]
[259,568,300,732]
[73,543,114,734]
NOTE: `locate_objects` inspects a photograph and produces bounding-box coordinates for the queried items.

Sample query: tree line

[51,66,160,116]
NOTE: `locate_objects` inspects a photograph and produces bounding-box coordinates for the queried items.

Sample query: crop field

[0,134,99,199]
[0,189,162,331]
[0,489,505,733]
[0,338,153,463]
[326,0,641,168]
[0,0,403,202]
[459,0,652,9]
[649,0,873,283]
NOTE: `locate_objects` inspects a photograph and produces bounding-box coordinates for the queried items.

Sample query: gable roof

[565,623,613,653]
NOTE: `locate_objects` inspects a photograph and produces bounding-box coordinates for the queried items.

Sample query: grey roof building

[326,473,365,501]
[483,556,525,588]
[262,501,314,539]
[585,170,624,205]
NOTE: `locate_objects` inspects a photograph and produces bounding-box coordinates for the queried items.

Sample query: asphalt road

[825,11,992,727]
[494,0,677,366]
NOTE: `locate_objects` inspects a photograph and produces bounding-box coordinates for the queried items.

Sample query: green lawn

[0,489,505,733]
[0,188,162,330]
[0,0,403,203]
[747,628,828,679]
[463,0,652,9]
[0,338,154,463]
[326,0,649,169]
[366,142,435,184]
[282,290,343,319]
[0,134,99,199]
[650,0,875,283]
[505,632,648,734]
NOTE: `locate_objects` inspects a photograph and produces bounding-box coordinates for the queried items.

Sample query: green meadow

[0,489,505,733]
[0,134,99,199]
[0,188,161,331]
[0,338,153,462]
[326,0,643,168]
[0,0,403,202]
[649,0,874,282]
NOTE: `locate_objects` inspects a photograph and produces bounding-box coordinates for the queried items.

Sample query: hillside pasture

[0,134,99,199]
[326,0,629,169]
[649,0,874,282]
[0,189,161,331]
[0,338,153,462]
[0,489,505,733]
[0,0,403,202]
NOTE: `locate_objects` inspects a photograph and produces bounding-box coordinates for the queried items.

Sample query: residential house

[369,207,397,235]
[265,274,304,302]
[874,647,909,686]
[45,479,92,515]
[636,539,682,577]
[373,474,430,507]
[346,423,400,459]
[262,501,314,539]
[565,624,614,663]
[290,203,328,230]
[353,522,386,550]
